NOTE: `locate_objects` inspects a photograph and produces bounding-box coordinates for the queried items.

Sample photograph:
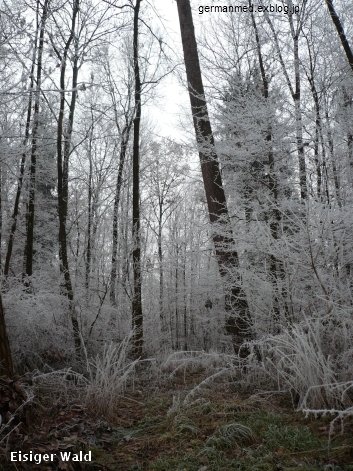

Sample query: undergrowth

[5,326,353,470]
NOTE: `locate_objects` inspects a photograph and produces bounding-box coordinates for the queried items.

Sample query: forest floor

[1,366,353,471]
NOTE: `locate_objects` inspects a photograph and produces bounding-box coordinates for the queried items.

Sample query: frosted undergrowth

[29,332,139,421]
[157,318,353,420]
[259,322,339,408]
[84,331,139,420]
[160,350,237,378]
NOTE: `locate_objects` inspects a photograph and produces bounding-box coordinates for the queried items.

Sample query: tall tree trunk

[325,1,353,198]
[251,9,286,329]
[23,0,49,283]
[304,37,325,200]
[86,108,94,293]
[348,133,353,181]
[288,9,307,200]
[176,0,252,354]
[342,87,353,188]
[293,74,307,200]
[326,0,353,74]
[0,161,2,271]
[302,73,331,205]
[131,0,143,358]
[55,0,81,356]
[182,237,187,350]
[312,86,322,199]
[103,59,134,306]
[110,123,132,305]
[265,12,308,200]
[4,43,36,277]
[0,292,13,377]
[325,107,341,206]
[158,200,164,325]
[174,240,179,350]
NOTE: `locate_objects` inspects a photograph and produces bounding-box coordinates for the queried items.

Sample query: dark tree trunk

[182,243,187,350]
[251,9,286,330]
[326,0,353,74]
[103,60,134,306]
[86,108,94,293]
[131,0,143,358]
[342,87,353,188]
[288,10,307,201]
[174,242,179,350]
[158,200,164,325]
[176,0,252,355]
[301,60,329,200]
[265,12,308,200]
[326,1,353,197]
[312,86,322,199]
[0,161,2,271]
[23,0,49,283]
[293,49,307,201]
[4,49,36,277]
[325,107,341,206]
[55,0,82,357]
[304,38,324,200]
[110,122,132,306]
[0,292,13,377]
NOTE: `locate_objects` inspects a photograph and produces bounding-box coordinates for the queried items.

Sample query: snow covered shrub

[84,332,138,420]
[30,368,86,405]
[4,282,73,371]
[258,319,353,409]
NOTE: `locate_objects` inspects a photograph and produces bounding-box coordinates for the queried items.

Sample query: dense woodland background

[0,0,353,416]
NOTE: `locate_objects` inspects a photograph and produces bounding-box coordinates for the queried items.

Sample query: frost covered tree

[176,0,253,354]
[143,140,189,328]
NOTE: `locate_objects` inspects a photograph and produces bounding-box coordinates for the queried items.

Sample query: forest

[0,0,353,469]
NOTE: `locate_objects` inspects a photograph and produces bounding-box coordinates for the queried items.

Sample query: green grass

[136,395,352,471]
[4,372,350,471]
[2,364,353,471]
[263,423,321,451]
[205,422,256,449]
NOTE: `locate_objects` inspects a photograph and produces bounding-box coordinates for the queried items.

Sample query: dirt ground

[1,370,353,471]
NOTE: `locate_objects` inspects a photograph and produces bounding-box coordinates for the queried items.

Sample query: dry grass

[84,332,139,420]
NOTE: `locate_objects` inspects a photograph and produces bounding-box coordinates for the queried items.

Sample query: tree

[0,292,13,377]
[251,9,287,329]
[4,5,38,278]
[326,0,353,74]
[325,0,353,188]
[176,0,252,353]
[143,140,188,329]
[50,0,117,354]
[23,0,49,284]
[131,0,143,358]
[264,3,308,200]
[53,0,82,356]
[100,46,134,307]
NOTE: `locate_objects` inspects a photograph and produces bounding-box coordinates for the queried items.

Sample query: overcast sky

[144,0,191,141]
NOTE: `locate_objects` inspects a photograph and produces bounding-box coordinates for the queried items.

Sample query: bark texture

[55,0,81,356]
[110,122,132,305]
[23,0,49,281]
[0,293,13,377]
[176,0,252,354]
[132,0,143,358]
[326,0,353,73]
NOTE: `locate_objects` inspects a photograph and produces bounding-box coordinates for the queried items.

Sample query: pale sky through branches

[145,0,190,140]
